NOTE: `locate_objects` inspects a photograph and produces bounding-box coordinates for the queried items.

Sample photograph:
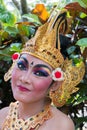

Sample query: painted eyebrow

[19,55,52,71]
[19,56,28,65]
[34,64,52,72]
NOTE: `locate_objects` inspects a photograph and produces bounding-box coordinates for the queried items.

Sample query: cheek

[34,78,52,92]
[11,68,19,84]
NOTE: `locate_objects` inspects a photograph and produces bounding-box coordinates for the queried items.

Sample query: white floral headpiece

[52,68,64,81]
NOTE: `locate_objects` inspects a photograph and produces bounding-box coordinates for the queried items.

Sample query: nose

[19,71,32,84]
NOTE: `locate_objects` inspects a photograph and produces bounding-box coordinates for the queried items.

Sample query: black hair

[60,34,71,59]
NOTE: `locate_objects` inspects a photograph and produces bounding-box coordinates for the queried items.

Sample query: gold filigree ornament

[2,101,52,130]
[49,59,85,107]
[4,9,85,107]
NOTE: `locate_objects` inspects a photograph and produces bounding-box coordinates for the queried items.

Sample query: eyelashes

[17,60,28,70]
[33,68,50,77]
[17,59,51,77]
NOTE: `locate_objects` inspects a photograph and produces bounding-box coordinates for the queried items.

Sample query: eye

[33,69,49,77]
[17,60,27,71]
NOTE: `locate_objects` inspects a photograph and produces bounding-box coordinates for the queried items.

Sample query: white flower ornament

[52,68,64,81]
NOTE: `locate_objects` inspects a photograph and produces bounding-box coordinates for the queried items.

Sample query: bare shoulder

[0,107,9,129]
[50,106,75,130]
[40,106,75,130]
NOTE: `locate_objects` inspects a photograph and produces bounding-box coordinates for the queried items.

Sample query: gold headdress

[4,10,85,107]
[21,11,66,69]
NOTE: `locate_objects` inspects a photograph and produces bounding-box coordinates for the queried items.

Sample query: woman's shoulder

[0,107,9,129]
[41,106,75,130]
[0,101,16,129]
[0,106,9,115]
[51,106,75,130]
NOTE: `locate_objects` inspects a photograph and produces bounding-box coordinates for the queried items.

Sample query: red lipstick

[18,85,30,92]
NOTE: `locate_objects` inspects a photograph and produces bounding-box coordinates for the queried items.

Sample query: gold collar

[2,101,53,130]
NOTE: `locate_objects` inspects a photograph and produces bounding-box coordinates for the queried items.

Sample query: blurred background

[0,0,87,129]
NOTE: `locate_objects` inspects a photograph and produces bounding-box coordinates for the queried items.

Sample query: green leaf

[66,46,76,55]
[76,38,87,47]
[75,116,87,129]
[80,12,87,18]
[0,46,11,61]
[73,96,87,105]
[10,43,22,52]
[22,14,41,25]
[0,0,4,5]
[81,0,87,7]
[77,0,87,8]
[29,26,36,36]
[4,26,19,37]
[73,58,83,65]
[1,31,9,41]
[67,83,87,105]
[18,25,30,37]
[0,11,16,25]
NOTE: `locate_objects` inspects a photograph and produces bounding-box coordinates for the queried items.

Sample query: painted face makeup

[11,54,53,104]
[17,56,52,78]
[17,57,28,71]
[33,64,51,77]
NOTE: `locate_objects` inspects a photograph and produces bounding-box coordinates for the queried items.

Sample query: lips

[18,85,30,92]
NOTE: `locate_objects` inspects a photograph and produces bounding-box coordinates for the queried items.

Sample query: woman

[0,10,85,130]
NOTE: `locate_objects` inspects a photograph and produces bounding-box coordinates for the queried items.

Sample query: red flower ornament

[12,53,20,61]
[52,68,64,81]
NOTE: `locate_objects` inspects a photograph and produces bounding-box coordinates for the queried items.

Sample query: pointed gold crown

[21,10,67,69]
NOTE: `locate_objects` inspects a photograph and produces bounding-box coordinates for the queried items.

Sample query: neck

[18,99,48,120]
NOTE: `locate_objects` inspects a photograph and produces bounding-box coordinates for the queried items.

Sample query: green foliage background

[0,0,87,129]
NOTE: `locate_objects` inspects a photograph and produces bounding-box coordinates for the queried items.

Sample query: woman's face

[11,54,53,104]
